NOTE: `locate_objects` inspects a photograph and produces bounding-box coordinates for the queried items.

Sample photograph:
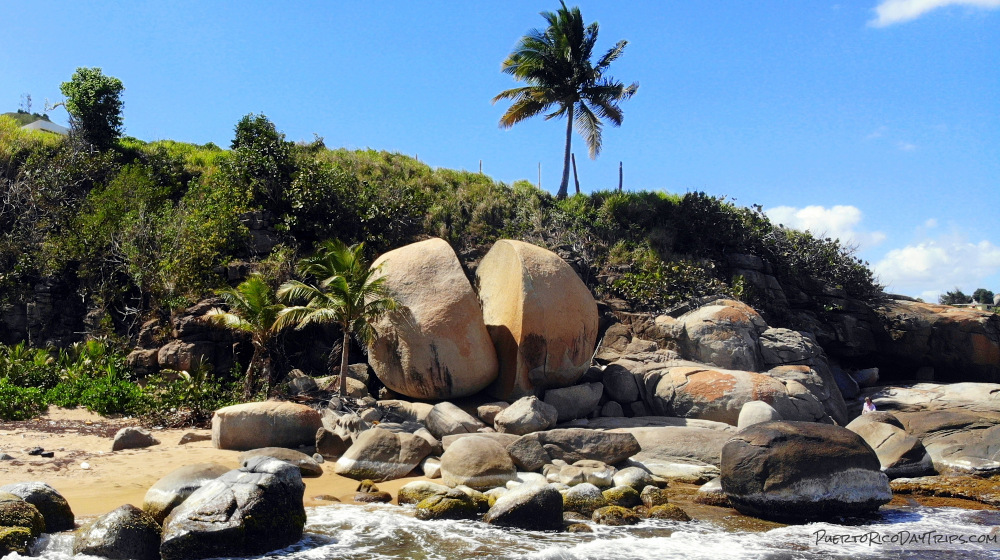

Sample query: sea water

[24,503,1000,560]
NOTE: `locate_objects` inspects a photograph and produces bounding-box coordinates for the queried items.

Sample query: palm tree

[493,1,638,199]
[275,239,396,399]
[206,274,284,399]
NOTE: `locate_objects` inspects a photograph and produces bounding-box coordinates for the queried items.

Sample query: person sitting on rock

[862,396,876,415]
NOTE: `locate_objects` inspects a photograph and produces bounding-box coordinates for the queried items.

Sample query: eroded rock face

[368,238,498,400]
[721,421,891,521]
[212,401,321,451]
[476,240,599,400]
[160,457,306,560]
[846,416,933,478]
[679,300,765,372]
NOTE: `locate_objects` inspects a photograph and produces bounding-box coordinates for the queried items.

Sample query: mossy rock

[0,493,45,537]
[0,526,34,556]
[567,522,593,533]
[601,486,642,508]
[562,483,608,516]
[415,491,480,521]
[648,503,691,522]
[73,504,161,560]
[640,485,671,508]
[454,486,490,514]
[354,491,392,503]
[0,482,75,533]
[592,505,640,526]
[398,481,449,506]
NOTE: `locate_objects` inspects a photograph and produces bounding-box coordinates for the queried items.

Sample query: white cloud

[765,205,887,250]
[866,126,888,140]
[873,234,1000,297]
[897,141,917,151]
[924,218,938,228]
[870,0,1000,27]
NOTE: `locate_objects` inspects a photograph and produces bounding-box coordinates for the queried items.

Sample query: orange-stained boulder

[368,238,498,400]
[476,240,598,400]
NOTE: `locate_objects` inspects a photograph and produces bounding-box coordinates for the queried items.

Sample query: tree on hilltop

[59,67,124,150]
[493,1,638,199]
[939,288,972,305]
[973,288,994,304]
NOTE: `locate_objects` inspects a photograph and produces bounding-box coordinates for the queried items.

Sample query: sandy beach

[0,406,425,518]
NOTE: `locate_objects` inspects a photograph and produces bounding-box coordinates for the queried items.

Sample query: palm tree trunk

[558,104,574,199]
[339,328,350,399]
[244,346,261,399]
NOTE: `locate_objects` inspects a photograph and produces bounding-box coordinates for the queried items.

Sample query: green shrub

[0,378,47,421]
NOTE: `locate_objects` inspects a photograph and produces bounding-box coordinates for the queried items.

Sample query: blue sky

[1,0,997,300]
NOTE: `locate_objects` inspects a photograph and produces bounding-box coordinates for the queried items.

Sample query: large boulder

[73,505,161,560]
[0,482,74,532]
[679,300,765,371]
[212,401,321,451]
[0,493,44,537]
[333,427,432,481]
[737,400,782,430]
[494,396,558,435]
[142,463,231,524]
[160,457,306,560]
[368,238,499,399]
[846,415,933,478]
[476,240,599,399]
[440,436,517,490]
[523,428,641,465]
[721,421,891,521]
[425,402,486,439]
[543,383,603,422]
[111,427,160,451]
[483,484,563,530]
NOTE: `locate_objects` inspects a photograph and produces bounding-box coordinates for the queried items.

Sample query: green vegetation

[940,288,972,305]
[1,110,52,127]
[0,340,240,423]
[276,240,397,397]
[59,67,125,149]
[494,1,638,198]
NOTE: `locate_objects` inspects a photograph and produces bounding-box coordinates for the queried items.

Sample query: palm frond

[575,102,604,159]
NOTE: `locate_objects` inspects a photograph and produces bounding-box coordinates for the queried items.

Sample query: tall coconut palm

[493,2,638,199]
[206,274,284,399]
[275,239,396,399]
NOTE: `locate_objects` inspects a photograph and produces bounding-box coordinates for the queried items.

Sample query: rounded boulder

[211,401,321,451]
[142,463,231,524]
[368,238,498,400]
[476,240,598,400]
[440,436,517,490]
[73,504,161,560]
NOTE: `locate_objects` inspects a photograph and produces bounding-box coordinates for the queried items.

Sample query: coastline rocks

[523,429,641,465]
[368,238,499,400]
[239,447,324,478]
[160,457,306,560]
[679,300,764,372]
[212,401,321,451]
[737,400,782,430]
[0,493,45,537]
[846,414,933,478]
[494,396,558,435]
[602,485,642,508]
[398,481,450,505]
[544,460,616,487]
[0,482,74,532]
[476,240,599,400]
[73,504,161,560]
[426,402,486,439]
[608,423,734,482]
[415,489,480,521]
[142,463,231,524]
[440,436,517,490]
[613,467,657,491]
[721,421,891,521]
[111,427,160,451]
[592,505,640,526]
[561,483,607,516]
[0,527,33,557]
[483,484,564,530]
[333,428,431,482]
[647,504,691,521]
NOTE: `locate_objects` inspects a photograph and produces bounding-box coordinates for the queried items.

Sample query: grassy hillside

[1,110,53,127]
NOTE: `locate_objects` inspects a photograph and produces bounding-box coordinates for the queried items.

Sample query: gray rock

[440,436,517,490]
[315,427,352,460]
[0,482,74,532]
[612,466,656,491]
[415,489,480,521]
[544,383,603,422]
[850,368,879,388]
[561,483,607,516]
[286,369,318,394]
[73,505,160,560]
[721,421,891,521]
[600,401,624,417]
[160,458,306,560]
[477,402,510,425]
[112,427,160,451]
[442,432,521,450]
[602,363,640,403]
[506,436,551,472]
[694,477,730,507]
[758,328,820,365]
[398,480,450,505]
[483,484,563,530]
[737,400,782,430]
[848,421,934,478]
[679,300,764,371]
[545,460,616,487]
[0,453,13,460]
[420,456,442,479]
[494,396,558,435]
[426,402,486,439]
[527,428,641,465]
[178,432,212,445]
[239,447,324,478]
[359,408,382,423]
[142,463,231,524]
[333,427,432,482]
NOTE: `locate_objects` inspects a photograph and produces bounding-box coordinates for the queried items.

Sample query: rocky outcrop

[160,457,306,560]
[0,482,74,532]
[846,413,933,478]
[737,400,782,429]
[483,484,563,530]
[368,238,498,400]
[543,383,603,422]
[874,300,1000,383]
[476,240,599,399]
[212,401,321,451]
[679,300,765,371]
[721,421,891,521]
[425,402,486,439]
[494,396,558,435]
[522,428,641,465]
[239,447,324,478]
[142,463,231,524]
[73,505,161,560]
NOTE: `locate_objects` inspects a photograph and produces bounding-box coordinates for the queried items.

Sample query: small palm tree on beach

[206,274,284,399]
[493,1,638,199]
[275,239,396,399]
